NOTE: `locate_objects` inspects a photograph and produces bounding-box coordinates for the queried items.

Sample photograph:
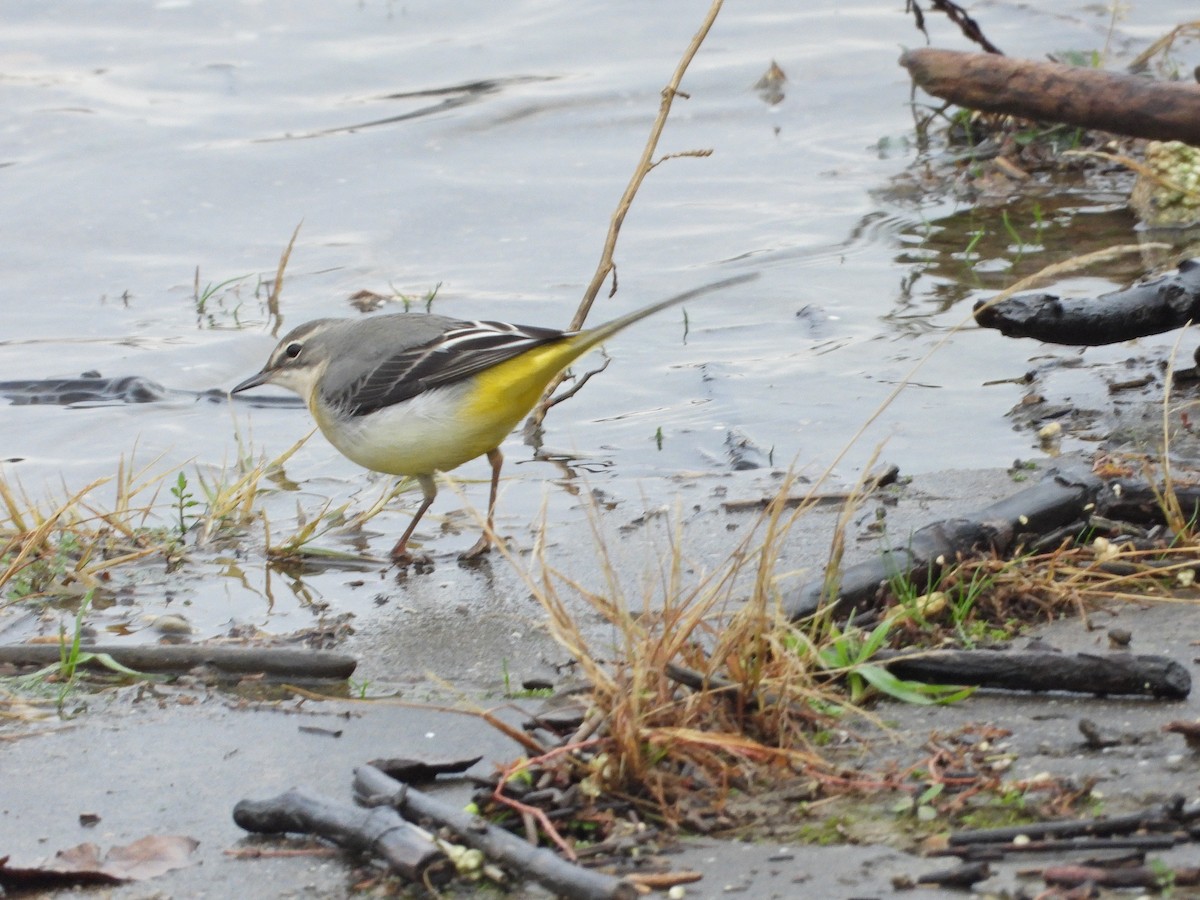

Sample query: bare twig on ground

[355,764,639,900]
[0,644,357,680]
[232,787,448,884]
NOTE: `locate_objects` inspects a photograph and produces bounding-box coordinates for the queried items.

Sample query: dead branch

[232,787,448,884]
[876,648,1191,699]
[0,644,357,680]
[783,464,1104,621]
[901,48,1200,144]
[354,764,638,900]
[974,258,1200,346]
[1044,862,1200,889]
[906,0,1003,55]
[947,795,1200,846]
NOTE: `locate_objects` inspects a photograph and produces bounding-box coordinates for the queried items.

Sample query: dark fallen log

[366,755,483,783]
[721,464,900,513]
[900,48,1200,145]
[783,465,1103,621]
[0,644,357,680]
[232,788,448,884]
[877,648,1190,699]
[974,259,1200,346]
[948,796,1200,845]
[915,860,991,888]
[980,835,1178,854]
[1044,863,1200,889]
[1098,477,1200,526]
[354,764,638,900]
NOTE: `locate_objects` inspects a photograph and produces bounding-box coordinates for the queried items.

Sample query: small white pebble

[1037,422,1062,440]
[148,614,194,635]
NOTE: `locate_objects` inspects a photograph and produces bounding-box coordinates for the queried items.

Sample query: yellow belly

[309,341,581,477]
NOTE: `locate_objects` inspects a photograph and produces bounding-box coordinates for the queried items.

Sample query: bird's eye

[284,342,302,359]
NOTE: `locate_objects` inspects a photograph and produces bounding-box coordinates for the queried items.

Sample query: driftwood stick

[232,788,448,884]
[948,797,1200,846]
[0,644,357,679]
[1044,862,1200,889]
[900,48,1200,144]
[877,649,1191,699]
[971,835,1178,855]
[784,465,1103,621]
[1099,478,1200,526]
[354,765,638,900]
[974,259,1200,346]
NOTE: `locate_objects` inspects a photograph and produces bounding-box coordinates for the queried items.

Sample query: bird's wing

[328,320,568,417]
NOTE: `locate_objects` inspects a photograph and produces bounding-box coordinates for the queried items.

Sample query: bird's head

[230,318,339,398]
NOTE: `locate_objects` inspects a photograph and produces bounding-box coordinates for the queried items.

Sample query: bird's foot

[458,533,495,561]
[390,543,432,567]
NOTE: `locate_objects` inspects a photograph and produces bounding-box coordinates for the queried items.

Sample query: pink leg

[461,447,503,559]
[390,474,437,563]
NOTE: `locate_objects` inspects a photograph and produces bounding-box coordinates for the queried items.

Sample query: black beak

[230,370,271,395]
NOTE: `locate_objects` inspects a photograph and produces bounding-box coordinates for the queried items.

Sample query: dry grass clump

[0,428,373,610]
[501,481,917,831]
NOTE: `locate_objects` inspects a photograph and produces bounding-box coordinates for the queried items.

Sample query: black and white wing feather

[326,319,567,418]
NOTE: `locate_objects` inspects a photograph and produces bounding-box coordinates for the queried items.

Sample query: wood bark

[783,464,1103,621]
[948,797,1200,846]
[232,788,448,883]
[900,48,1200,144]
[1044,863,1200,889]
[0,644,357,679]
[354,764,639,900]
[876,648,1191,699]
[974,259,1200,346]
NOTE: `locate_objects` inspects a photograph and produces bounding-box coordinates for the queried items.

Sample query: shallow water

[3,1,1200,639]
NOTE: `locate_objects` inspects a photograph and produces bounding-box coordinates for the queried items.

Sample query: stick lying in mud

[354,764,639,900]
[876,648,1191,699]
[232,788,448,884]
[784,464,1103,621]
[946,795,1200,848]
[974,259,1200,346]
[0,644,357,680]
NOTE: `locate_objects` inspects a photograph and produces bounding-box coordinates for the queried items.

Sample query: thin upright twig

[528,0,725,429]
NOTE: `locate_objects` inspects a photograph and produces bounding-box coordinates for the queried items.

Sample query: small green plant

[500,659,553,699]
[1029,202,1046,245]
[1000,210,1025,263]
[390,282,442,313]
[961,228,986,260]
[899,782,944,822]
[815,617,972,706]
[1150,857,1176,895]
[1008,459,1039,482]
[193,269,256,328]
[170,471,202,539]
[50,591,153,714]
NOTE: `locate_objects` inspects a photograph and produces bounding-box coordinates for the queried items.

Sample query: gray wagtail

[231,274,753,561]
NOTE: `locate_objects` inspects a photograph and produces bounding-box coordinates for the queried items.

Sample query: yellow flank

[461,337,588,446]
